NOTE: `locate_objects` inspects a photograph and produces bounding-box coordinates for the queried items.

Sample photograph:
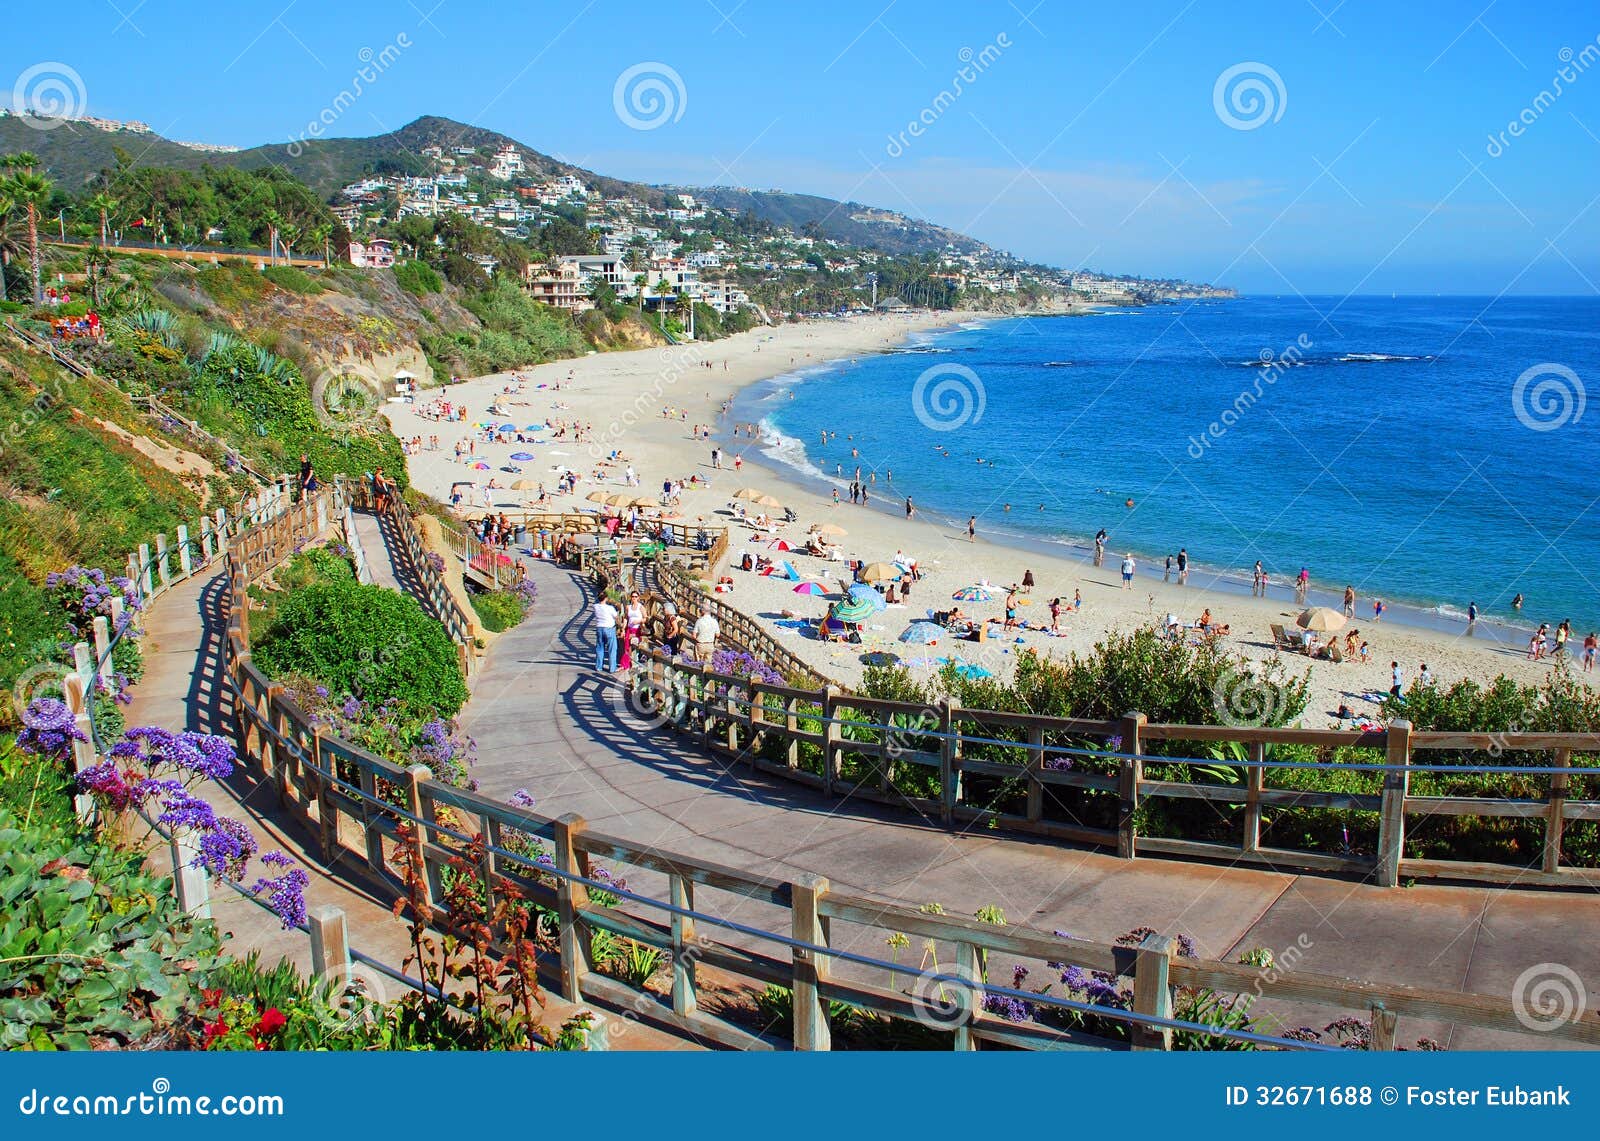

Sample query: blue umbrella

[523,425,542,432]
[498,423,516,431]
[848,583,887,611]
[782,561,802,580]
[510,451,535,460]
[899,621,943,644]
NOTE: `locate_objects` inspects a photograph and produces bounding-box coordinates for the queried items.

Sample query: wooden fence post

[138,542,154,597]
[670,874,698,1017]
[92,616,111,676]
[176,524,193,578]
[200,516,216,561]
[154,533,171,588]
[1369,1001,1397,1051]
[169,830,212,920]
[553,812,592,1002]
[404,764,434,911]
[1131,932,1174,1050]
[61,674,98,825]
[939,697,961,825]
[791,873,831,1051]
[1026,722,1045,823]
[1376,719,1411,887]
[1545,746,1570,874]
[821,686,841,796]
[952,940,979,1051]
[309,905,350,984]
[1118,712,1146,859]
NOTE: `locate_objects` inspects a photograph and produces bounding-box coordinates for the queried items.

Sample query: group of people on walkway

[591,590,722,674]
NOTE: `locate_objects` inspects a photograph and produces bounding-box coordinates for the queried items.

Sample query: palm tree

[0,184,18,302]
[8,169,53,303]
[83,244,113,308]
[633,272,647,312]
[86,191,117,246]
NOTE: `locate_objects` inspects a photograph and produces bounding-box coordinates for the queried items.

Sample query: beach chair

[1269,623,1294,649]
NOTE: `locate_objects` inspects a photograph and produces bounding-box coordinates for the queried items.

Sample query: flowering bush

[74,724,309,929]
[709,648,783,686]
[15,698,86,758]
[279,681,478,791]
[46,565,142,640]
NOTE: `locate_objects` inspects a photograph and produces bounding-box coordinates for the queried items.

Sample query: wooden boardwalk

[458,556,1600,1050]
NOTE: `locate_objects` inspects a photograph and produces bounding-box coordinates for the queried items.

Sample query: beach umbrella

[498,423,516,432]
[760,564,796,580]
[585,491,608,503]
[732,487,768,501]
[471,461,491,470]
[859,561,903,582]
[793,581,828,596]
[523,425,542,432]
[810,523,847,537]
[512,479,539,491]
[604,493,633,506]
[768,538,793,551]
[510,451,536,461]
[848,583,886,608]
[750,493,784,509]
[1296,606,1347,632]
[899,621,944,645]
[833,597,878,623]
[629,496,658,508]
[782,561,802,580]
[393,369,416,380]
[952,586,993,602]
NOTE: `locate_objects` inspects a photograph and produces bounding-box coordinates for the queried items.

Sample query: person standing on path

[1120,553,1136,589]
[693,606,721,661]
[620,591,646,671]
[592,594,619,673]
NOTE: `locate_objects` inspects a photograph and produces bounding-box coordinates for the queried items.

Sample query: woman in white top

[620,591,646,670]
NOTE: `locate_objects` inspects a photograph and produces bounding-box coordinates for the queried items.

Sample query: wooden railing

[650,561,830,689]
[208,484,1600,1051]
[626,648,1600,891]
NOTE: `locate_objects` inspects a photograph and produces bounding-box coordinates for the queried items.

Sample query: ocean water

[730,296,1600,633]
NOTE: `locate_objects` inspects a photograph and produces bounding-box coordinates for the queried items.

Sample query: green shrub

[262,266,325,295]
[0,811,225,1049]
[253,579,468,717]
[393,260,443,297]
[469,589,526,633]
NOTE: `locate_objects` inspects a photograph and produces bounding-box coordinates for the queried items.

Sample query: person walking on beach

[1253,560,1265,597]
[1164,555,1173,582]
[1177,548,1189,585]
[1390,661,1404,700]
[1372,599,1385,622]
[1004,588,1019,631]
[1094,529,1107,567]
[1583,632,1597,672]
[905,496,915,520]
[1467,601,1478,626]
[1343,585,1356,618]
[1022,568,1035,593]
[1296,566,1310,601]
[1049,597,1062,632]
[1120,553,1135,590]
[968,516,976,542]
[592,594,619,673]
[1555,620,1571,657]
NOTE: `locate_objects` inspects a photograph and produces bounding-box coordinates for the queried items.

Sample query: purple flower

[509,788,537,809]
[16,698,85,757]
[156,788,218,832]
[250,851,309,929]
[194,818,258,879]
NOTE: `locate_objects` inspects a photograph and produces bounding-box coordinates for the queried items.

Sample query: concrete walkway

[124,555,691,1050]
[458,557,1600,1050]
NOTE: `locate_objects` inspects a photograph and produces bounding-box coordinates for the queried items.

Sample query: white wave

[757,418,841,485]
[1338,352,1428,362]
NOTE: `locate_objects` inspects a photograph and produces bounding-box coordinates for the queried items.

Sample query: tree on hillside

[86,190,117,246]
[0,182,18,301]
[3,154,52,303]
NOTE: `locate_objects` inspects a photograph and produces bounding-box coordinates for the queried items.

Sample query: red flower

[200,988,224,1010]
[253,1007,287,1037]
[202,1019,229,1047]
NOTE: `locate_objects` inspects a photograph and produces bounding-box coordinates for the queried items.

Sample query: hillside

[3,112,999,260]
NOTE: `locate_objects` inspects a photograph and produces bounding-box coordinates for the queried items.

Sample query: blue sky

[5,0,1598,293]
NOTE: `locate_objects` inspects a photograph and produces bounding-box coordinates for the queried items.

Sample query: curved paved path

[459,557,1600,1049]
[125,512,1599,1049]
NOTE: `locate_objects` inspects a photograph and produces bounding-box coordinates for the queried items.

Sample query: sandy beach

[385,312,1579,724]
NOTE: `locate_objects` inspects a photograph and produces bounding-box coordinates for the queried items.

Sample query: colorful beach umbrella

[498,423,516,431]
[847,584,887,611]
[952,586,993,602]
[471,462,491,470]
[833,597,878,623]
[793,581,828,596]
[899,621,943,645]
[768,539,792,551]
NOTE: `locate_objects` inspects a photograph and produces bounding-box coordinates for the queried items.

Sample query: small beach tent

[782,561,802,580]
[768,539,793,551]
[859,562,903,582]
